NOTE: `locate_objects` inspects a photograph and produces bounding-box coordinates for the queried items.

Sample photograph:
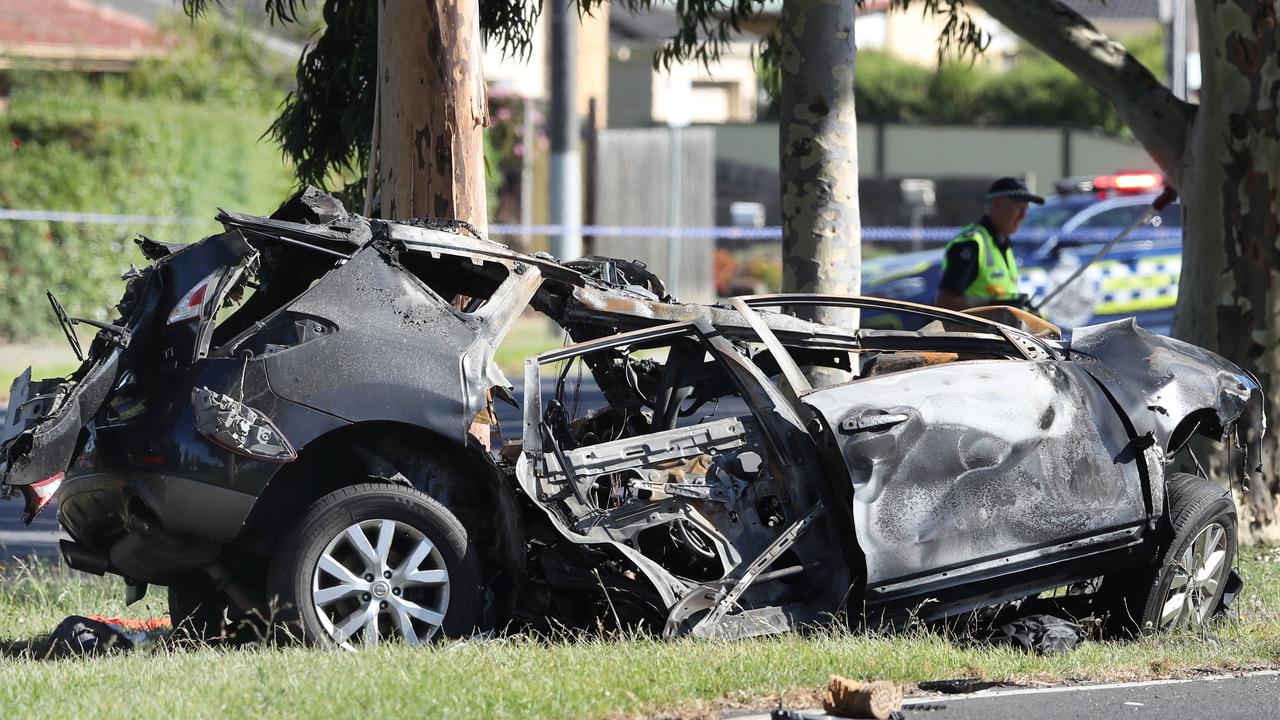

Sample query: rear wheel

[267,483,481,648]
[1104,473,1236,633]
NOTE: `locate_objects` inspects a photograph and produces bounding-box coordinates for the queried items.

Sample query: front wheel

[268,483,482,648]
[1106,473,1237,633]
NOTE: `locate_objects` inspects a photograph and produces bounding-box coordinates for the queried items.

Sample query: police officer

[935,177,1044,311]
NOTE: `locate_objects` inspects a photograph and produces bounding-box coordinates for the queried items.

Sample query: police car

[863,171,1182,334]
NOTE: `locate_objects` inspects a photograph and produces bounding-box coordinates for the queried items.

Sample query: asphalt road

[743,671,1280,720]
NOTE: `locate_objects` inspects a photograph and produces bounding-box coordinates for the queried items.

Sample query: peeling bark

[377,0,489,227]
[779,0,860,329]
[1178,0,1280,539]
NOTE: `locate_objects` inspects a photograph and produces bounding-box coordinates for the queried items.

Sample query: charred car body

[0,189,1265,645]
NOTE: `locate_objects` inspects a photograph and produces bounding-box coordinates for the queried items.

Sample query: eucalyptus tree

[966,0,1280,536]
[182,0,861,311]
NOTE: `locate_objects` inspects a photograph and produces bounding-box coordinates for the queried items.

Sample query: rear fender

[240,421,524,618]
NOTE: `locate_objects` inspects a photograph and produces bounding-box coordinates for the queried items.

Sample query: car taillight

[167,269,223,325]
[20,471,64,523]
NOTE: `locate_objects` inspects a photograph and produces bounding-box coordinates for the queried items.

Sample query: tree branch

[182,1,308,23]
[973,0,1195,182]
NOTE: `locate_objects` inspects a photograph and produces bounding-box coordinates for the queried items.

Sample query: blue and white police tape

[0,209,1182,246]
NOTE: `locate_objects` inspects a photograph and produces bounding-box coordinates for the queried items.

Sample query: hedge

[0,91,292,340]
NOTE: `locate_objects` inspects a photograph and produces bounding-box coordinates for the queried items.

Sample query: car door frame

[515,317,860,635]
[733,295,1153,618]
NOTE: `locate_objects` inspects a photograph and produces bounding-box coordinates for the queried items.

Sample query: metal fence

[593,127,717,302]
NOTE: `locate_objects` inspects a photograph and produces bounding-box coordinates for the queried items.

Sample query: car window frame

[736,295,1057,368]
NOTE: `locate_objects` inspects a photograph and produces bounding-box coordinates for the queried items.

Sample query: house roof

[94,0,303,61]
[0,0,169,72]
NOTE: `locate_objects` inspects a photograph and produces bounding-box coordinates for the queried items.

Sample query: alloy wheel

[1158,521,1229,630]
[310,518,451,648]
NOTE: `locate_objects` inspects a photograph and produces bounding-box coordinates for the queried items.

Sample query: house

[0,0,168,73]
[608,7,762,127]
[853,0,1020,69]
[0,0,169,111]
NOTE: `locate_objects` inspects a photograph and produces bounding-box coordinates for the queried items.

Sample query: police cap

[985,177,1045,204]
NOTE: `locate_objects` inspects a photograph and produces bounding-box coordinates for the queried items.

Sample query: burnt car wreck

[1,188,1265,646]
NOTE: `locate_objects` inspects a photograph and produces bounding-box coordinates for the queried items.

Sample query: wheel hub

[1158,520,1229,631]
[310,517,452,648]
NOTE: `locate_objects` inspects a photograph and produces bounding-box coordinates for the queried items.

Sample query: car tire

[1105,472,1237,634]
[267,482,481,648]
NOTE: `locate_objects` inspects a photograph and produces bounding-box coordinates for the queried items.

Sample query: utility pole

[665,72,691,298]
[549,0,581,260]
[520,95,535,250]
[1161,0,1188,99]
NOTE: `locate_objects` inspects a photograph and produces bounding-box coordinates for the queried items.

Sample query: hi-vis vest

[942,223,1020,301]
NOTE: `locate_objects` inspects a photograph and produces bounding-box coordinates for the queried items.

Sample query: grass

[494,314,566,376]
[0,343,82,406]
[1,552,1279,719]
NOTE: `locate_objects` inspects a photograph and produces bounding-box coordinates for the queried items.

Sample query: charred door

[802,359,1147,602]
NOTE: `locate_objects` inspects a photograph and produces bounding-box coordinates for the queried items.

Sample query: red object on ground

[86,615,173,632]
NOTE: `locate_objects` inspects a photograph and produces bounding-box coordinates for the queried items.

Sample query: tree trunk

[1174,0,1280,542]
[376,0,489,226]
[778,0,860,329]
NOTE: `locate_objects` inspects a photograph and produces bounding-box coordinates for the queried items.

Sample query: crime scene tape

[0,209,1180,246]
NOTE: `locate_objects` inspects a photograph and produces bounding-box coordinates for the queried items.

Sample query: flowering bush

[486,93,547,225]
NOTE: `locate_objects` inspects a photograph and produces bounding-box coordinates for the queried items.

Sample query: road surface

[737,671,1280,720]
[0,498,64,564]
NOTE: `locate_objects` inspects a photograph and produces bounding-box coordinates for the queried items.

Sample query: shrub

[0,11,299,341]
[759,33,1166,134]
[0,92,291,340]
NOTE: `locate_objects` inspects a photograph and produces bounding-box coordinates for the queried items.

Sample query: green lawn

[0,343,82,405]
[2,552,1279,719]
[494,315,566,376]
